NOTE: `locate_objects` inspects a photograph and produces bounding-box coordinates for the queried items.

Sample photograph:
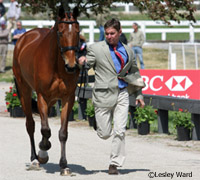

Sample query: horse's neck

[47,28,66,74]
[48,28,59,57]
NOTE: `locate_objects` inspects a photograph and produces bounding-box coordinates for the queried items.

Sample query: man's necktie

[113,46,125,72]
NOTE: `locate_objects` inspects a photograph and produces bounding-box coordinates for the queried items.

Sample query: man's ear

[119,28,122,35]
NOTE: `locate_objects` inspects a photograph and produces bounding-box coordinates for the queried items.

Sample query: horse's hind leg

[14,78,38,164]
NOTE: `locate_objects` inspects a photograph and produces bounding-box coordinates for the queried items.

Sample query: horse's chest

[50,80,76,96]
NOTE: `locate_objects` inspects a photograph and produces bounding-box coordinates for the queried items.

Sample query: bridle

[57,19,80,57]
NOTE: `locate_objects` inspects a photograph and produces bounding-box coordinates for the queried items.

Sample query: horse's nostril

[65,64,77,73]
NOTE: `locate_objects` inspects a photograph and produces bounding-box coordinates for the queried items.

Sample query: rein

[77,62,89,103]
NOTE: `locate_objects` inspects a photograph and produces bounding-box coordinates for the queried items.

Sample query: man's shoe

[108,165,118,175]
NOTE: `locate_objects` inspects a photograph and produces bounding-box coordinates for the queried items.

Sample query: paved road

[1,115,200,180]
[1,82,200,180]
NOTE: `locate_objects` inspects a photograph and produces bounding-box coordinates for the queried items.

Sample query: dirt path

[1,82,200,180]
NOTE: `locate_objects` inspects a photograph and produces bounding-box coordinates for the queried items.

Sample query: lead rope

[77,61,88,103]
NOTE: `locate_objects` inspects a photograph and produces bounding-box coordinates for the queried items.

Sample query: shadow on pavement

[40,163,150,175]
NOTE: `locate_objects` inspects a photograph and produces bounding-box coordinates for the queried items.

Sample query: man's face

[133,24,137,31]
[16,23,22,29]
[105,27,121,47]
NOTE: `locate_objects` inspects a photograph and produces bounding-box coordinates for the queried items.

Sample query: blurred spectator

[6,0,21,42]
[96,8,110,41]
[0,0,6,21]
[12,20,26,45]
[96,13,106,41]
[0,20,8,73]
[129,23,145,69]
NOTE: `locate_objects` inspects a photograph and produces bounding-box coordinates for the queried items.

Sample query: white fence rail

[19,20,200,44]
[168,43,200,70]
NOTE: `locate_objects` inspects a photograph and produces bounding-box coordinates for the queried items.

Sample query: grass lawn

[0,49,14,83]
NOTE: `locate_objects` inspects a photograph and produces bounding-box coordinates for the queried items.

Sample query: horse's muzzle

[65,64,78,73]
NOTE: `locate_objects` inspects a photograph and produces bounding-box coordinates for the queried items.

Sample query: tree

[18,0,196,24]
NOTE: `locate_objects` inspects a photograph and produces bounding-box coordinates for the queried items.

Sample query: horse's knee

[59,130,68,142]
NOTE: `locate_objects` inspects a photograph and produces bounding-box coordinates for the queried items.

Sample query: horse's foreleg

[37,94,51,164]
[59,97,74,175]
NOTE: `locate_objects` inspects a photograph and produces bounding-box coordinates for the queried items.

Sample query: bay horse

[13,7,80,175]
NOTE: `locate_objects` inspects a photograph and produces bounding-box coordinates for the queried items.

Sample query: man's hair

[104,18,121,32]
[16,20,22,25]
[133,23,138,27]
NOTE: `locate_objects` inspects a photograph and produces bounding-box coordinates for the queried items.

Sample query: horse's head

[57,7,80,73]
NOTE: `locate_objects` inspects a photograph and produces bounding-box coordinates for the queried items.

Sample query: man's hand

[136,99,145,108]
[78,56,87,65]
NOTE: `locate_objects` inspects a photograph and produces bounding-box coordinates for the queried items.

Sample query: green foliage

[32,91,37,100]
[72,101,78,114]
[134,105,157,125]
[5,85,38,109]
[85,99,95,117]
[5,85,21,108]
[172,109,194,130]
[17,0,196,23]
[171,103,194,130]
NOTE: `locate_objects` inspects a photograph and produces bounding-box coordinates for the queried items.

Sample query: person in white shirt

[6,0,21,41]
[0,20,9,73]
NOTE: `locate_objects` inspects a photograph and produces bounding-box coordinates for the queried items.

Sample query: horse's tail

[14,77,39,114]
[14,77,20,99]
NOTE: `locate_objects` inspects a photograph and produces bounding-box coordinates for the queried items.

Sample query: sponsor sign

[140,70,200,100]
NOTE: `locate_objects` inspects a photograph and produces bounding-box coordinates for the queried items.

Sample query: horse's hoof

[26,160,41,171]
[38,150,49,164]
[60,168,71,176]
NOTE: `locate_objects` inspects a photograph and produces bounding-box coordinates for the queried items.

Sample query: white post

[161,32,166,41]
[89,21,94,44]
[194,43,198,69]
[168,43,172,69]
[189,24,194,43]
[171,53,177,70]
[140,23,146,41]
[125,4,129,12]
[38,22,43,28]
[182,43,186,69]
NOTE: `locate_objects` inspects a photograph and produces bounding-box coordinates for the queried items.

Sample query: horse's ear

[73,7,79,19]
[58,6,65,19]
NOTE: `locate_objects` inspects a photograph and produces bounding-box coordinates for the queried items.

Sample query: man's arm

[78,45,96,68]
[140,31,145,47]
